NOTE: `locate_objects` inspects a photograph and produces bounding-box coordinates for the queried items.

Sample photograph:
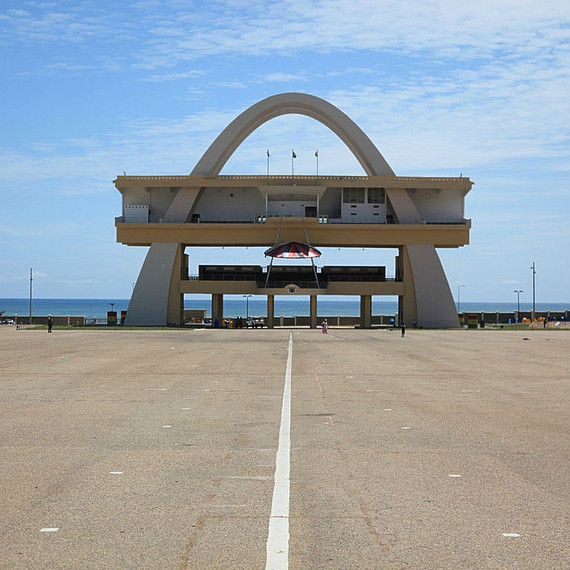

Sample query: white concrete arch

[125,93,460,328]
[191,92,395,177]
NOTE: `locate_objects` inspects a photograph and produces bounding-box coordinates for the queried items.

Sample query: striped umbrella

[264,241,321,259]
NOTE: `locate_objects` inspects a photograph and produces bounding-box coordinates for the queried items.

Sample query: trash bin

[467,314,478,329]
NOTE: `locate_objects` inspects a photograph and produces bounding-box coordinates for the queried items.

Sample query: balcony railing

[185,275,401,286]
[117,216,469,226]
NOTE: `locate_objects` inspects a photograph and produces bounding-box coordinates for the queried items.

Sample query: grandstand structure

[114,93,473,328]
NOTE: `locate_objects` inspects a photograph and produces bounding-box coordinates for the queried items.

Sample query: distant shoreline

[2,297,568,325]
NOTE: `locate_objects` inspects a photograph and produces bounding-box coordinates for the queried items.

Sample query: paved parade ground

[0,326,568,570]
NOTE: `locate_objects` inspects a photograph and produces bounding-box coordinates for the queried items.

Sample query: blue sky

[0,0,568,304]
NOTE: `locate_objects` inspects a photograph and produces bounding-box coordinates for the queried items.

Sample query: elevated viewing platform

[181,264,404,297]
[115,174,472,248]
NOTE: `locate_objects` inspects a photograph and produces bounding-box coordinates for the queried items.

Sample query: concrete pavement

[0,326,568,569]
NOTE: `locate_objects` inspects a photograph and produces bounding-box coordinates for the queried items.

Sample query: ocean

[1,297,568,321]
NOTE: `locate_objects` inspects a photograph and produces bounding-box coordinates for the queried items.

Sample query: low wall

[5,315,88,326]
[4,310,567,328]
[273,315,395,327]
[460,311,569,325]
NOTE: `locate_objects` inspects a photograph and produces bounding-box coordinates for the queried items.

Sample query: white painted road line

[40,528,59,533]
[265,332,293,570]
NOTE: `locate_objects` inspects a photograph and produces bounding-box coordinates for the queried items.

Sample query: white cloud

[261,72,308,83]
[142,69,206,82]
[131,0,570,64]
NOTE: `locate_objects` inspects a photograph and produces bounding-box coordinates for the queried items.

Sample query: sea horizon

[1,297,568,321]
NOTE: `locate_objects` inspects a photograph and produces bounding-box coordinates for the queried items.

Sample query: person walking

[401,322,406,338]
[321,319,328,334]
[47,315,53,333]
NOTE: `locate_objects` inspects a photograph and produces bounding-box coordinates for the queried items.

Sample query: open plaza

[0,326,568,569]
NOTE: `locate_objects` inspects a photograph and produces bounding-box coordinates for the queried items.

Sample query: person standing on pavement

[47,315,53,333]
[401,322,406,337]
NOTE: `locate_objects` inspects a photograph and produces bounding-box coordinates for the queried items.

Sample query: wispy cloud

[0,6,113,43]
[142,69,206,82]
[130,0,569,64]
[261,72,308,83]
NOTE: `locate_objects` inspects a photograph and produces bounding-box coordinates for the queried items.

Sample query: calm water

[1,298,568,320]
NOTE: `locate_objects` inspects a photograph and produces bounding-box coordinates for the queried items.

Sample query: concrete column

[310,295,318,329]
[360,295,372,328]
[267,295,275,329]
[212,294,224,326]
[401,244,459,328]
[400,246,417,326]
[125,243,184,326]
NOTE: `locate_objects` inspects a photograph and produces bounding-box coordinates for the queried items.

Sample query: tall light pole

[514,290,523,316]
[243,294,252,319]
[457,284,465,313]
[530,262,536,321]
[29,268,33,325]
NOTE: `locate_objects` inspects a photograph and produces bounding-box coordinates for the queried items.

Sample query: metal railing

[116,174,470,183]
[117,216,469,226]
[188,275,260,281]
[185,275,401,286]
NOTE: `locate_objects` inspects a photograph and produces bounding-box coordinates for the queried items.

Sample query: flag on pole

[292,150,297,158]
[315,148,319,177]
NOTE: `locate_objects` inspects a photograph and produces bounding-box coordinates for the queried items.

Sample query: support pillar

[125,243,184,326]
[360,295,372,328]
[401,245,459,328]
[267,295,275,329]
[310,295,318,329]
[212,294,224,327]
[400,245,417,326]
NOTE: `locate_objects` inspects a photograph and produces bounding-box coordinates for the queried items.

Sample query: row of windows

[342,187,385,204]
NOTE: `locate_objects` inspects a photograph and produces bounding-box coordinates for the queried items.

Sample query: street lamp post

[457,284,465,313]
[514,290,523,319]
[243,295,252,319]
[29,268,33,325]
[530,262,536,322]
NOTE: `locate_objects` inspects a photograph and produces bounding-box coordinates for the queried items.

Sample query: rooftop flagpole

[266,149,270,179]
[291,149,296,179]
[315,149,319,178]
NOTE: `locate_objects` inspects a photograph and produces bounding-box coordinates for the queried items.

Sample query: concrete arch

[125,93,459,327]
[191,92,395,177]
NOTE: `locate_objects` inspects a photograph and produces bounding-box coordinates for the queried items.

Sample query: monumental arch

[115,93,473,328]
